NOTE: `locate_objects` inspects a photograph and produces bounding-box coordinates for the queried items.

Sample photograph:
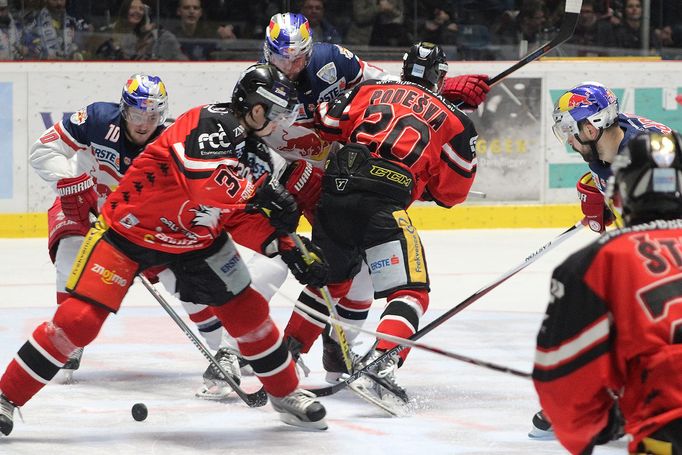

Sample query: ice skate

[528,410,555,439]
[196,348,241,401]
[269,388,327,430]
[0,394,15,436]
[348,350,410,417]
[322,331,361,384]
[59,347,83,384]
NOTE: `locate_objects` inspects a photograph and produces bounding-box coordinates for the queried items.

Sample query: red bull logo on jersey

[280,130,323,157]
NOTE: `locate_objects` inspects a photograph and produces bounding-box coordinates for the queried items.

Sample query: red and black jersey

[102,104,265,254]
[533,219,682,454]
[315,80,477,208]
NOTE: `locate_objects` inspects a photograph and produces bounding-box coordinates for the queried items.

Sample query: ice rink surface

[0,228,628,454]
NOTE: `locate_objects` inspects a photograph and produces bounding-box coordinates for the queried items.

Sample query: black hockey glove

[279,236,329,288]
[250,179,301,235]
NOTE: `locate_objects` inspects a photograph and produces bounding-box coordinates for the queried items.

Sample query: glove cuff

[57,173,94,196]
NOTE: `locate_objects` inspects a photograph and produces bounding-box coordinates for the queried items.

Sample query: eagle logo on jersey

[177,202,221,239]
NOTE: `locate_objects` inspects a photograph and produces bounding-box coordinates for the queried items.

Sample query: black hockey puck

[131,403,148,422]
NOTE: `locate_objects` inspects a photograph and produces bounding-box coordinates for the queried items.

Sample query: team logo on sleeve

[70,108,88,125]
[316,62,338,84]
[334,45,354,59]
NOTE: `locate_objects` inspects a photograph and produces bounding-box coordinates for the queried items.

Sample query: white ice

[0,229,627,454]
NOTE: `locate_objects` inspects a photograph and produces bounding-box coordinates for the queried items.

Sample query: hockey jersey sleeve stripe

[534,315,610,369]
[55,121,87,151]
[440,150,476,179]
[170,142,239,173]
[442,142,477,172]
[533,338,609,382]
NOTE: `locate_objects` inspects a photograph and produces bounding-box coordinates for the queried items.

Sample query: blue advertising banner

[0,82,12,198]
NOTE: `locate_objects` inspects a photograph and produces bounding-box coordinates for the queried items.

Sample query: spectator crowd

[0,0,681,61]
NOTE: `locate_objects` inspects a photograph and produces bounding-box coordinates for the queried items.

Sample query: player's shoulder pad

[309,42,359,76]
[66,101,120,127]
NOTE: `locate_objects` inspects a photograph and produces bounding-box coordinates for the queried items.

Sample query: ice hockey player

[283,41,478,413]
[533,130,682,455]
[28,73,169,381]
[0,63,329,436]
[529,81,672,438]
[263,12,488,383]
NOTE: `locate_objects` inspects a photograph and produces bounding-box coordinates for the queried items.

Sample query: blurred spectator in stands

[370,0,409,47]
[0,0,21,60]
[422,6,458,45]
[344,0,377,46]
[613,0,659,50]
[169,0,224,60]
[67,0,119,30]
[492,0,548,56]
[21,0,90,60]
[569,0,616,54]
[100,0,187,60]
[300,0,341,44]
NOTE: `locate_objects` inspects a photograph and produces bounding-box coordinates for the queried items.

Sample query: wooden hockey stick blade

[310,219,585,397]
[487,0,582,86]
[139,275,268,407]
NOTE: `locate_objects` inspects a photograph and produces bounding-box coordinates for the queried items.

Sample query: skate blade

[57,369,77,385]
[348,380,409,417]
[324,371,348,384]
[278,413,328,431]
[528,427,556,440]
[195,384,235,401]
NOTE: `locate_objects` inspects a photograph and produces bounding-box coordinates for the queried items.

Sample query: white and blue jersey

[30,101,164,207]
[263,42,391,166]
[589,112,671,193]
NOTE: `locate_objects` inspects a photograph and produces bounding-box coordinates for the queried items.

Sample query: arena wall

[0,59,680,236]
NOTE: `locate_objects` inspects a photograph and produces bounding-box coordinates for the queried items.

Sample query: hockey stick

[487,0,582,87]
[289,233,354,373]
[281,293,531,379]
[139,275,269,407]
[311,219,585,397]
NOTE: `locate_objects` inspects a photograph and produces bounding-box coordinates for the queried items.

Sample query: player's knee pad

[212,287,270,339]
[52,297,110,348]
[248,254,289,301]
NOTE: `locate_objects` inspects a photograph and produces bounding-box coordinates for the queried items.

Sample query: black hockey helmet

[608,130,682,225]
[401,42,449,92]
[231,63,299,127]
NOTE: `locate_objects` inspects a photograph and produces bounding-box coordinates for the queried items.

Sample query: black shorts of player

[636,418,682,454]
[106,230,251,307]
[314,143,430,298]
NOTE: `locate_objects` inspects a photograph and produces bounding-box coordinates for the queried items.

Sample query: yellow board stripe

[0,204,584,238]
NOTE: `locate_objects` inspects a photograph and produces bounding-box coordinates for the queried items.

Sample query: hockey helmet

[120,73,169,126]
[401,42,449,92]
[232,63,299,127]
[552,82,619,144]
[607,130,682,225]
[263,13,313,79]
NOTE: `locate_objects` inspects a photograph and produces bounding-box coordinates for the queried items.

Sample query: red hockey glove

[441,74,490,109]
[281,160,322,213]
[56,173,99,223]
[577,172,613,233]
[278,235,329,288]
